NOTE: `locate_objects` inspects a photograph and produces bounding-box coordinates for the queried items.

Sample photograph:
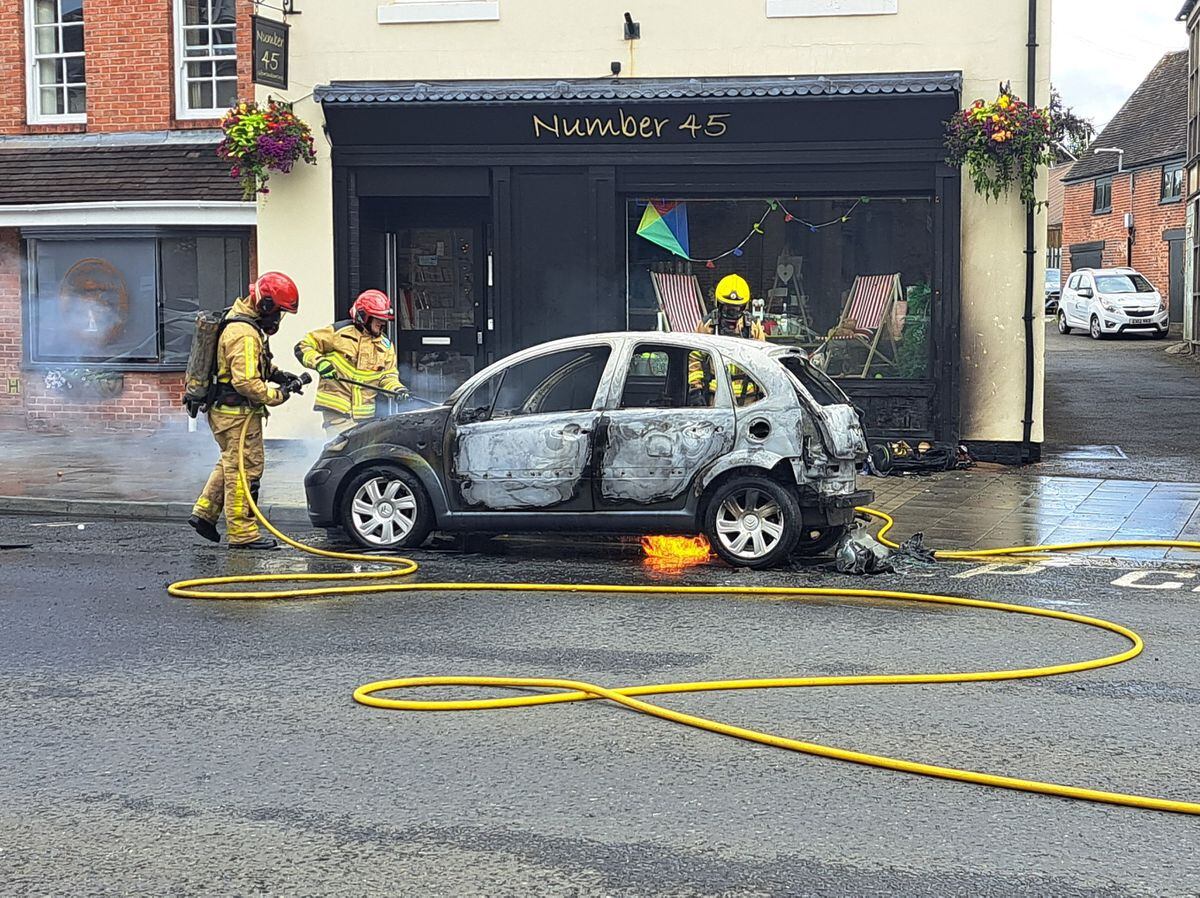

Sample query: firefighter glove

[315,358,336,380]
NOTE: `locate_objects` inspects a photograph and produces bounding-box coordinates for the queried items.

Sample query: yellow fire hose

[167,421,1200,816]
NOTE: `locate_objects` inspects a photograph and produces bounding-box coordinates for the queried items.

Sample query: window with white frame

[25,0,86,123]
[175,0,238,117]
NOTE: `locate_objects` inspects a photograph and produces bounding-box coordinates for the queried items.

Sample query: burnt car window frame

[478,345,612,421]
[619,341,729,409]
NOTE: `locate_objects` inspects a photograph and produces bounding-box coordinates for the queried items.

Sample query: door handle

[558,424,591,436]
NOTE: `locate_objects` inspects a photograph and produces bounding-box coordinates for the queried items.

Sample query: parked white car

[1056,267,1169,340]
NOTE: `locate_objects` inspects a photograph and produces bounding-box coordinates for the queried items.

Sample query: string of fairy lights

[654,197,871,269]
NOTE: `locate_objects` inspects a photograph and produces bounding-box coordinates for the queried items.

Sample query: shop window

[491,346,610,418]
[25,233,249,369]
[626,197,934,380]
[620,344,719,408]
[25,0,86,123]
[377,1,499,24]
[1162,162,1184,203]
[175,0,238,118]
[1093,177,1112,214]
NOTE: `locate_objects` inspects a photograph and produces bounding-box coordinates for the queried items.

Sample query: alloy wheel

[350,476,418,546]
[714,487,787,561]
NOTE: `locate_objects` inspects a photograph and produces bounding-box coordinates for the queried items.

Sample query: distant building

[1180,0,1200,347]
[1060,51,1188,325]
[1047,163,1073,270]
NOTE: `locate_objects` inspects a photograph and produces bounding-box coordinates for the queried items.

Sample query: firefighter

[294,289,407,437]
[188,271,302,550]
[689,273,766,406]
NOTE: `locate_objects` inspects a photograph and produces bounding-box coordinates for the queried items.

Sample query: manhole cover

[1054,445,1128,461]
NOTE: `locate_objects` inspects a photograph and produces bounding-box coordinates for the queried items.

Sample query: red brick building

[1061,51,1187,323]
[0,0,256,432]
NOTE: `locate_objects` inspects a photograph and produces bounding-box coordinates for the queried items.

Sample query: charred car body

[304,332,873,568]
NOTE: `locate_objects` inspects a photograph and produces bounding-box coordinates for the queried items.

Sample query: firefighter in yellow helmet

[294,289,408,437]
[688,273,766,406]
[188,271,303,550]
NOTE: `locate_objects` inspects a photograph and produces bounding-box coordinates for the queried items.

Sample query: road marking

[1111,570,1198,590]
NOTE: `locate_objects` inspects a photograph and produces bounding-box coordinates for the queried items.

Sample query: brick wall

[0,1,257,432]
[1,0,254,136]
[1062,166,1187,292]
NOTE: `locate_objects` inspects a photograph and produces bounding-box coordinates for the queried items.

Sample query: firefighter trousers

[321,410,357,438]
[192,410,266,545]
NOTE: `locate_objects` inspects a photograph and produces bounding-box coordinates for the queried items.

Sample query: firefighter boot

[187,514,220,543]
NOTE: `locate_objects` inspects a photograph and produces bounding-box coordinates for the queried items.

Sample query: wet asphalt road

[3,514,1200,897]
[1042,322,1200,482]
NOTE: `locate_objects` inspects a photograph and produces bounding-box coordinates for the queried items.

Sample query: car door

[446,344,613,512]
[1077,273,1097,322]
[1062,274,1080,324]
[595,341,735,509]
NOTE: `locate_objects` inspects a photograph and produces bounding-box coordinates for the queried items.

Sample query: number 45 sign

[252,16,289,90]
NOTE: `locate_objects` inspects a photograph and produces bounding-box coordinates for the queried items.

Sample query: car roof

[447,331,797,403]
[1074,267,1140,276]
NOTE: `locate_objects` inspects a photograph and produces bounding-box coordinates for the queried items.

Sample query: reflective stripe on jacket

[294,321,404,420]
[213,297,284,415]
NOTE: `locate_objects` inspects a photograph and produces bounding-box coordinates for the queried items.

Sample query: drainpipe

[1021,0,1038,462]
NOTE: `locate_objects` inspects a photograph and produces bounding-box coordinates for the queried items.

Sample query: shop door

[385,203,489,402]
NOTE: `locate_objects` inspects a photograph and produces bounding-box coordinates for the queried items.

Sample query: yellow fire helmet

[714,273,751,306]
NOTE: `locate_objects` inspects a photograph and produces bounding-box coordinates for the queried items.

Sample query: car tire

[792,525,847,557]
[703,475,801,570]
[1152,327,1169,340]
[1057,311,1071,335]
[1089,316,1105,340]
[340,465,433,551]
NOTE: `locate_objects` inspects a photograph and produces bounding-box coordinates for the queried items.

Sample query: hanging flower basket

[217,99,317,200]
[945,88,1055,207]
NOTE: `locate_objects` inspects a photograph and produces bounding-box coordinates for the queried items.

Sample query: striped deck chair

[817,273,903,377]
[650,271,707,333]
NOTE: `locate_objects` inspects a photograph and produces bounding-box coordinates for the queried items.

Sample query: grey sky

[1051,0,1186,133]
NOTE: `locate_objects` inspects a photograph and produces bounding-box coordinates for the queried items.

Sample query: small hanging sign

[252,15,289,90]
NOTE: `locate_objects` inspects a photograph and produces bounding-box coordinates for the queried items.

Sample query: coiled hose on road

[168,421,1200,816]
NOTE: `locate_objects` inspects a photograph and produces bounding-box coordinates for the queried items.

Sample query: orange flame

[640,534,712,572]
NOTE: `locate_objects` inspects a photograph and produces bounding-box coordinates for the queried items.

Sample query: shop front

[315,73,962,441]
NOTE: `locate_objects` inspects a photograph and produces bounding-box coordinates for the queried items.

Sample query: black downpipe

[1021,0,1038,461]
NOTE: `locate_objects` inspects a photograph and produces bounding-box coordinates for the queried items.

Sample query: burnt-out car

[304,332,873,569]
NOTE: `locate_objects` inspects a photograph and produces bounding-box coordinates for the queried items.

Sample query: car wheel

[1057,311,1071,335]
[1089,316,1104,340]
[340,466,433,551]
[793,525,847,557]
[703,475,800,570]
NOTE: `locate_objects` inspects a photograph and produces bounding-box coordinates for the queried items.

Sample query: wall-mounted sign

[532,109,731,142]
[252,15,289,90]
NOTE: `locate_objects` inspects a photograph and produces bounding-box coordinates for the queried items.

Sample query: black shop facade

[315,73,963,442]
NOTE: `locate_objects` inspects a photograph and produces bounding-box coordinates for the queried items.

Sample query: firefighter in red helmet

[294,289,407,436]
[188,271,302,550]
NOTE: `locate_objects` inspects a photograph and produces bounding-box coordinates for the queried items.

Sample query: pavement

[2,423,1200,559]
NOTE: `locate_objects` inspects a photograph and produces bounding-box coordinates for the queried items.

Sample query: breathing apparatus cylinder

[182,309,227,417]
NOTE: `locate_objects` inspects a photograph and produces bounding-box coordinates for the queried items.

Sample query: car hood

[1099,291,1159,302]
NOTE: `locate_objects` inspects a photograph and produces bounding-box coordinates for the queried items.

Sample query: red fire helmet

[250,271,300,314]
[350,289,394,324]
